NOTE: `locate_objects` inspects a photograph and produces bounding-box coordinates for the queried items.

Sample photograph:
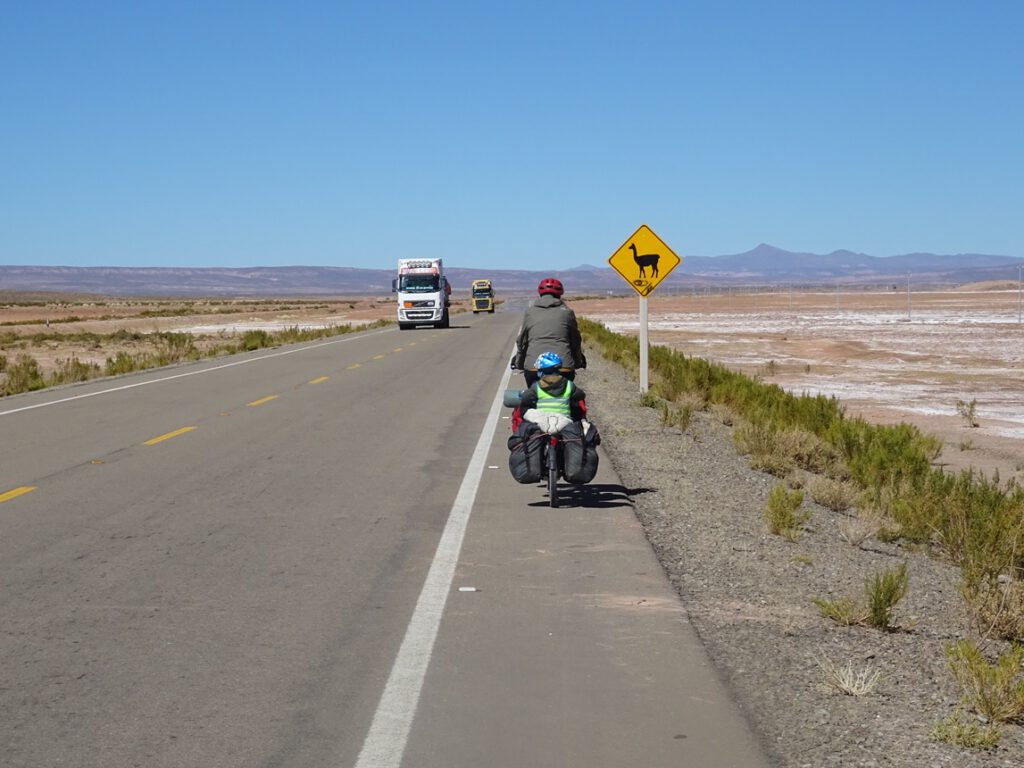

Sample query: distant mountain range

[2,245,1022,297]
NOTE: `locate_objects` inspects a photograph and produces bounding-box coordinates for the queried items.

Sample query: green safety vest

[535,380,572,417]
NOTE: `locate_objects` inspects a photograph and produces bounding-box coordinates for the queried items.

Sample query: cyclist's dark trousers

[523,369,576,387]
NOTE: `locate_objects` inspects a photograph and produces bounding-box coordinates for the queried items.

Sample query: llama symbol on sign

[629,243,660,279]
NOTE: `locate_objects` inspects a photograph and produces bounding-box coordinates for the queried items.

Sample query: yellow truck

[470,279,495,313]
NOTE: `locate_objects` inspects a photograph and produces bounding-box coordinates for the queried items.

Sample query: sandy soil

[574,287,1024,483]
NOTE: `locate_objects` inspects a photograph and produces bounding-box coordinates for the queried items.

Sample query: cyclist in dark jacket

[512,277,587,386]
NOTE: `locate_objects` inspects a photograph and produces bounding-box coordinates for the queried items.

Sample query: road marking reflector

[143,426,197,445]
[247,395,279,407]
[91,459,104,465]
[309,376,329,384]
[0,486,37,504]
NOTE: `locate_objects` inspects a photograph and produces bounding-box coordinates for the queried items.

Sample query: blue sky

[2,1,1022,270]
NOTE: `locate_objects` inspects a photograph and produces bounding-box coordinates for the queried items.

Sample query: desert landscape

[3,286,1022,484]
[0,293,404,392]
[574,284,1024,483]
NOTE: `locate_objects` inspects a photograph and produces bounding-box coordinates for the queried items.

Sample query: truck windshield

[399,275,440,292]
[472,289,492,297]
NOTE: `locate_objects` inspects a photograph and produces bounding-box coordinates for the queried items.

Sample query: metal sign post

[639,295,649,392]
[607,224,682,393]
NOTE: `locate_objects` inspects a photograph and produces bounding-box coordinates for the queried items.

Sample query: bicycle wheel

[547,439,559,508]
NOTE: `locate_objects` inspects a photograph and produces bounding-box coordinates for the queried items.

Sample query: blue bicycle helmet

[534,352,562,372]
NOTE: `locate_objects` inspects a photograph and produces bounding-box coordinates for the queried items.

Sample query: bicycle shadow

[527,484,655,509]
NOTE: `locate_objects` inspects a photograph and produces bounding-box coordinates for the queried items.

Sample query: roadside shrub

[105,351,142,376]
[240,329,273,351]
[962,576,1024,642]
[931,711,1001,749]
[957,398,980,428]
[50,356,100,384]
[638,390,661,409]
[153,332,196,364]
[774,427,846,477]
[838,509,885,548]
[663,403,693,431]
[765,484,808,541]
[827,418,940,492]
[808,475,858,512]
[0,353,6,372]
[935,472,1024,580]
[865,562,909,630]
[1,354,45,395]
[945,640,1024,723]
[813,563,908,631]
[812,596,866,626]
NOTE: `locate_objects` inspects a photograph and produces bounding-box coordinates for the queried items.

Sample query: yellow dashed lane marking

[0,486,37,504]
[393,348,403,352]
[247,395,279,407]
[347,363,362,370]
[308,376,329,384]
[143,426,197,445]
[372,355,385,360]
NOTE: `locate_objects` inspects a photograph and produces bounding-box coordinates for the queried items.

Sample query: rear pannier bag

[507,421,545,484]
[561,420,601,485]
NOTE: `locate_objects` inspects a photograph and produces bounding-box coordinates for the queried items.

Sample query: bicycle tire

[547,440,559,508]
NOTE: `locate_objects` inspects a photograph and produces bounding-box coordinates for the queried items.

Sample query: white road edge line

[353,364,513,768]
[0,327,393,418]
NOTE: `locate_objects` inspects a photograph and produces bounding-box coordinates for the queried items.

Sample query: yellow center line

[143,426,196,446]
[245,397,278,409]
[308,376,329,384]
[347,363,362,370]
[372,354,385,360]
[0,486,36,504]
[393,348,403,352]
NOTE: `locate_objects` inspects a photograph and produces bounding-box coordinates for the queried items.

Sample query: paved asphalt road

[0,308,768,768]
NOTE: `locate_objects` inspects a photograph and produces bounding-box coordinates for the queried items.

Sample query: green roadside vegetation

[0,320,391,397]
[580,317,1024,743]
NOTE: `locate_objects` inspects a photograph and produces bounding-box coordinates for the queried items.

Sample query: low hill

[2,247,1021,296]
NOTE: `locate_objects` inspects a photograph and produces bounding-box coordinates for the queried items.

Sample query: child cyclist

[515,352,587,429]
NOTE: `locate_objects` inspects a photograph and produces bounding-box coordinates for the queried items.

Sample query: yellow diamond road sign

[608,224,682,297]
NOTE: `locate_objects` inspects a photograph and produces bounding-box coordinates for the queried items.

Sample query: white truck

[392,258,451,330]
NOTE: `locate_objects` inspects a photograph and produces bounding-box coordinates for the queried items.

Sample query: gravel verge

[578,350,1024,768]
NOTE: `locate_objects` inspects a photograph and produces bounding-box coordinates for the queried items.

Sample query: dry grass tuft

[838,510,885,548]
[817,654,883,696]
[962,576,1024,642]
[808,475,858,512]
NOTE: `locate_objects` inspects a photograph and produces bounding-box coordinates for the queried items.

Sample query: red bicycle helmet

[537,278,564,297]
